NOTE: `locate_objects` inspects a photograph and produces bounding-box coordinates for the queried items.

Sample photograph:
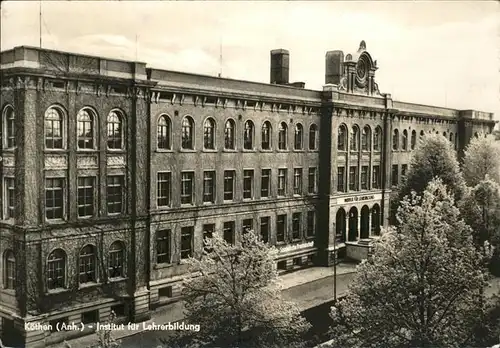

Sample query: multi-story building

[0,40,496,347]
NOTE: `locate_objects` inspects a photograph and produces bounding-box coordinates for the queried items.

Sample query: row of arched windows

[1,105,125,151]
[392,128,459,151]
[337,124,383,152]
[2,242,125,291]
[157,115,319,151]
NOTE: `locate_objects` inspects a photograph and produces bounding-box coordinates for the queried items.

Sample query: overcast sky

[1,1,499,123]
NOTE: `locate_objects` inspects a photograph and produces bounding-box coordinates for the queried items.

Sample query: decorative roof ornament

[358,40,366,51]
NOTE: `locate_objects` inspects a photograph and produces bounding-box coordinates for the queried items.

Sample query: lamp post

[333,222,337,302]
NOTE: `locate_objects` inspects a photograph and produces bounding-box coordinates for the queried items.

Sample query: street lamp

[333,222,337,302]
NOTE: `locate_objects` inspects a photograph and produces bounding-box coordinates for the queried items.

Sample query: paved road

[117,273,356,348]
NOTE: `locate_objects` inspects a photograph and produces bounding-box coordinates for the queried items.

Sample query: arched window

[108,241,125,279]
[449,133,453,142]
[45,107,64,149]
[474,132,479,138]
[351,125,360,151]
[107,111,123,149]
[3,106,16,149]
[47,249,66,290]
[224,119,235,149]
[243,120,254,150]
[361,125,371,151]
[455,135,458,150]
[373,127,382,151]
[278,122,288,150]
[261,121,272,150]
[181,116,194,150]
[411,130,417,150]
[392,129,399,151]
[3,250,15,289]
[294,123,303,150]
[157,115,171,150]
[309,124,318,150]
[402,130,408,151]
[420,130,425,139]
[79,245,96,284]
[443,131,447,138]
[338,124,348,151]
[203,118,215,149]
[77,109,95,149]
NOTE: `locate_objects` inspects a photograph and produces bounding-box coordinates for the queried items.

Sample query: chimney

[270,49,289,85]
[325,50,344,85]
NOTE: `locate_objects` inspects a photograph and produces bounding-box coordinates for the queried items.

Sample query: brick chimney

[270,49,290,85]
[325,50,344,85]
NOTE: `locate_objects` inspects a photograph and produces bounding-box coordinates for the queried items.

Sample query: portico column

[357,214,361,241]
[345,214,350,241]
[368,210,372,238]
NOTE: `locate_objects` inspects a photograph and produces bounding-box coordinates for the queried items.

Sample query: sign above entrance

[338,193,382,205]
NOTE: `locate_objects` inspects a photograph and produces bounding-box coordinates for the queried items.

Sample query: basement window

[159,286,173,299]
[81,310,98,324]
[277,261,287,270]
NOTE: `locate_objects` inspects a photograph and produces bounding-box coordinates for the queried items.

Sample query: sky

[1,1,499,124]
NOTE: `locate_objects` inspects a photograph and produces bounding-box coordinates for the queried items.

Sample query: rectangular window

[156,229,171,264]
[180,227,193,259]
[181,172,194,205]
[349,166,358,191]
[292,212,302,240]
[203,171,216,203]
[203,224,215,252]
[242,218,253,234]
[293,168,302,195]
[107,175,123,214]
[337,167,345,192]
[306,211,316,237]
[401,164,408,179]
[372,165,380,189]
[392,164,399,187]
[243,170,254,199]
[278,169,287,196]
[78,177,94,217]
[4,177,15,219]
[361,166,369,190]
[261,169,271,198]
[223,221,235,244]
[45,178,64,220]
[224,170,235,201]
[260,216,270,243]
[157,172,171,207]
[308,167,317,194]
[276,214,287,242]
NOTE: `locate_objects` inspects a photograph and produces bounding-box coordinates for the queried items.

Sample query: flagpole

[39,0,42,48]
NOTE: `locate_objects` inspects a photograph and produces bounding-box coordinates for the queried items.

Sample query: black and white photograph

[0,1,499,347]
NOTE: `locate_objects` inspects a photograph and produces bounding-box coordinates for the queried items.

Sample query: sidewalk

[50,264,358,348]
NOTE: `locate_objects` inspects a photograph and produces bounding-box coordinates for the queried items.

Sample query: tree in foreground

[391,133,466,224]
[161,230,310,348]
[330,179,488,348]
[462,135,500,187]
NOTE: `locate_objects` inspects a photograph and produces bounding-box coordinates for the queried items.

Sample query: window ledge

[1,289,15,294]
[242,149,256,152]
[108,277,127,283]
[277,149,288,152]
[44,149,68,153]
[46,288,71,295]
[222,149,237,153]
[305,236,315,240]
[155,206,172,211]
[260,149,272,152]
[156,149,173,153]
[180,149,196,153]
[77,149,98,153]
[78,282,101,290]
[2,148,16,153]
[180,203,194,208]
[292,149,305,153]
[309,149,319,152]
[154,263,173,270]
[202,149,217,153]
[106,149,125,153]
[45,219,67,225]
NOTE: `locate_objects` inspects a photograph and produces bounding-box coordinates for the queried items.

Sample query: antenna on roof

[218,37,222,78]
[39,0,42,48]
[135,34,138,61]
